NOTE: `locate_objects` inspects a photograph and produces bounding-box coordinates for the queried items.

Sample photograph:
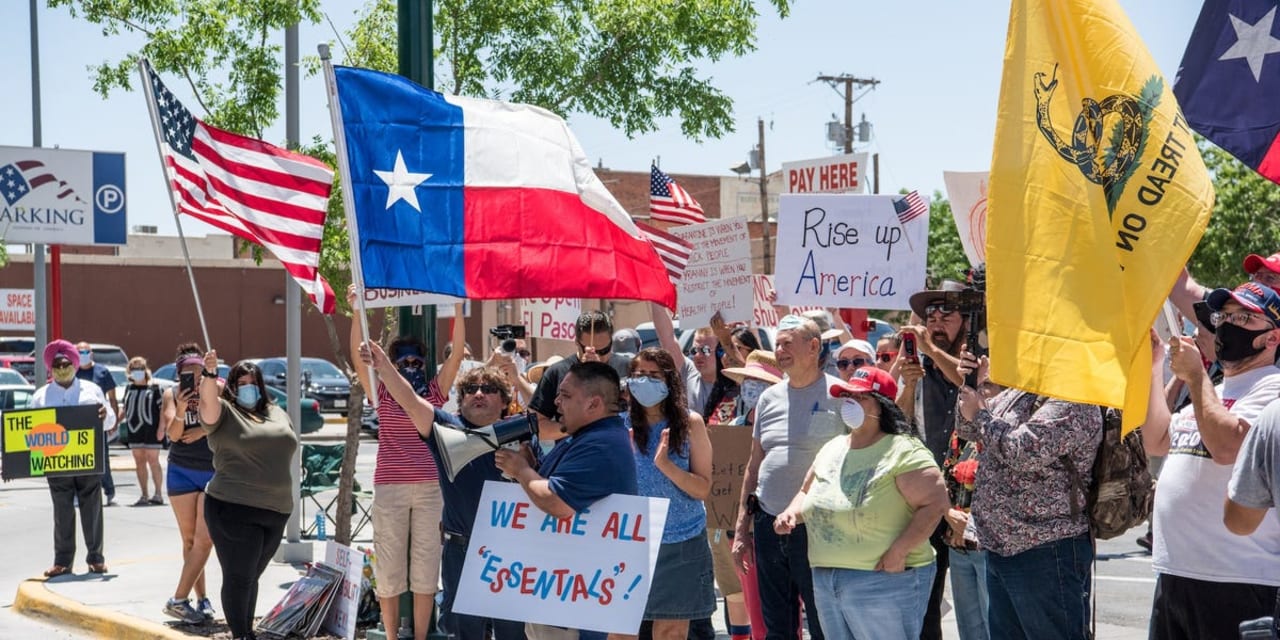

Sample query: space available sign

[0,289,35,331]
[0,146,127,245]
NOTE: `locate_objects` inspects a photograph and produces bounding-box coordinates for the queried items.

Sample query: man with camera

[528,310,632,427]
[359,339,528,640]
[1142,282,1280,640]
[496,361,638,640]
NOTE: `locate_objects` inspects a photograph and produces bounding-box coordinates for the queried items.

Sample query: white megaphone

[434,412,538,481]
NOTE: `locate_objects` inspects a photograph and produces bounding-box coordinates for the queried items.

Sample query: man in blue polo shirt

[495,361,637,640]
[76,341,120,506]
[361,341,527,640]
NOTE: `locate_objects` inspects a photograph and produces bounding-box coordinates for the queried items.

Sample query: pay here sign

[455,482,668,634]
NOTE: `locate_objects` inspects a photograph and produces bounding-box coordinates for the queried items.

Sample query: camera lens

[502,338,517,353]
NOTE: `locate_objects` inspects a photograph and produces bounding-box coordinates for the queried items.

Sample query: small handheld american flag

[894,190,928,225]
[649,165,706,225]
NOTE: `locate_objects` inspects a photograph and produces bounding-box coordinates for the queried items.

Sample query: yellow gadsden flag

[987,0,1213,433]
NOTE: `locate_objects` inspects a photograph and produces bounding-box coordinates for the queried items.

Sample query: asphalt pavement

[1,417,1160,639]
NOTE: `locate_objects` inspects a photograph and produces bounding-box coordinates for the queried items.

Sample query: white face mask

[840,398,866,429]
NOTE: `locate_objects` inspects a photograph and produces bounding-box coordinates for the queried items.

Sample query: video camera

[489,324,527,354]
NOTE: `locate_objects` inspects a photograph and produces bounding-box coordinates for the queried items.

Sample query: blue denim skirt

[644,530,716,620]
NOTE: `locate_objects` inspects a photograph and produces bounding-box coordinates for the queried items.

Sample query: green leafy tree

[1188,143,1280,290]
[925,191,971,287]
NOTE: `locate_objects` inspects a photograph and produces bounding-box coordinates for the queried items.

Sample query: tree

[925,191,971,287]
[1188,143,1280,290]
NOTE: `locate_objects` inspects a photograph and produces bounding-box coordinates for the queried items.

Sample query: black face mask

[399,365,428,394]
[1214,323,1272,363]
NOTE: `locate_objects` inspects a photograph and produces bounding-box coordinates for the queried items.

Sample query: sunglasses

[52,362,74,370]
[877,352,897,363]
[685,345,720,357]
[460,383,504,395]
[397,357,425,369]
[836,358,869,369]
[925,303,959,318]
[578,342,612,356]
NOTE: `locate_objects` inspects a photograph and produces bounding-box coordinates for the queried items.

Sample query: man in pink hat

[33,339,117,577]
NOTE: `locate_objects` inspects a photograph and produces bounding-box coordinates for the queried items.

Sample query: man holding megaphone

[359,341,529,640]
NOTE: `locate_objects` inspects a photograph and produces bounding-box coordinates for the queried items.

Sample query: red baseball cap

[1243,253,1280,276]
[830,366,898,400]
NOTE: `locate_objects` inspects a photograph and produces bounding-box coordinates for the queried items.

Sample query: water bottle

[316,513,327,541]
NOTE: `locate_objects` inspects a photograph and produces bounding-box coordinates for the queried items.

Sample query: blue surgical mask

[129,370,146,383]
[739,379,769,410]
[626,376,669,408]
[79,349,92,362]
[236,385,261,409]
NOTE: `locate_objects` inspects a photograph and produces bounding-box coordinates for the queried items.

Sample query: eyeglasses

[685,346,716,357]
[1210,310,1273,328]
[1251,270,1280,288]
[877,352,897,363]
[836,358,869,369]
[924,303,959,318]
[460,383,504,395]
[397,358,424,369]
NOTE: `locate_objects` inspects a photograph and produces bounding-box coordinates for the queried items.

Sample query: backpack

[1061,407,1155,540]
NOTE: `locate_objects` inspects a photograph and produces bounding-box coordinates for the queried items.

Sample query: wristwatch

[201,369,219,379]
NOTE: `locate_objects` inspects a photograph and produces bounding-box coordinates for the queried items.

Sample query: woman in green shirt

[197,350,299,640]
[774,366,948,640]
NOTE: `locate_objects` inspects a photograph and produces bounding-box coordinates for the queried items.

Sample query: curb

[13,578,194,640]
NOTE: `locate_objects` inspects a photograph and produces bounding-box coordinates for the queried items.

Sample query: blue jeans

[986,533,1092,640]
[948,548,990,640]
[811,564,935,640]
[753,509,823,640]
[440,537,527,640]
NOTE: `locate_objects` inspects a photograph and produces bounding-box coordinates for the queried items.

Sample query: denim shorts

[167,463,214,496]
[644,531,716,620]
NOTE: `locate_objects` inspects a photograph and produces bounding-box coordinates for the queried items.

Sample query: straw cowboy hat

[722,350,783,386]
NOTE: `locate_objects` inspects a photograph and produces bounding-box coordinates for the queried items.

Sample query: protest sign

[782,153,870,194]
[774,194,928,310]
[943,171,989,266]
[669,218,753,328]
[0,289,35,331]
[751,275,828,328]
[361,288,469,317]
[521,298,581,341]
[258,562,343,640]
[455,481,669,634]
[1,405,103,481]
[705,426,754,530]
[321,542,364,640]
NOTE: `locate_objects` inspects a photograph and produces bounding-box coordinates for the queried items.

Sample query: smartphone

[179,372,196,394]
[902,333,919,364]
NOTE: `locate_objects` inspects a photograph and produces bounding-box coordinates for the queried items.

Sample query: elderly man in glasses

[1140,281,1280,640]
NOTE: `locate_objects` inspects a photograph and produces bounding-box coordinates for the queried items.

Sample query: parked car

[0,356,36,383]
[360,398,378,438]
[0,367,28,386]
[85,343,129,368]
[0,336,35,357]
[128,374,323,434]
[256,357,352,416]
[0,383,36,410]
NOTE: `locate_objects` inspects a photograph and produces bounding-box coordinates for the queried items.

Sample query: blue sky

[0,1,1203,238]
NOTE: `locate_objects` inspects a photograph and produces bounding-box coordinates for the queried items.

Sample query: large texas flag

[332,66,677,309]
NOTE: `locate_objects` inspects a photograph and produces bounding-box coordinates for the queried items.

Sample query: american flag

[649,165,706,225]
[0,161,82,206]
[634,221,694,283]
[141,59,336,314]
[894,190,928,225]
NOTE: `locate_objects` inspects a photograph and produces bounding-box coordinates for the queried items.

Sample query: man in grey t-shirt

[1226,398,1280,636]
[732,315,842,640]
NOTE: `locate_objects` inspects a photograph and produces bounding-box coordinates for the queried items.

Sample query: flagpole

[319,45,379,407]
[137,59,213,352]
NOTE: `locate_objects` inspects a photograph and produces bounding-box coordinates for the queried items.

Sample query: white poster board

[455,482,669,635]
[321,541,364,640]
[942,171,989,267]
[361,288,469,317]
[774,194,928,310]
[668,218,753,328]
[0,289,35,331]
[781,152,870,194]
[751,276,826,328]
[521,298,581,341]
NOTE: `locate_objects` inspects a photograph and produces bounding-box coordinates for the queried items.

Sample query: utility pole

[397,0,437,373]
[815,73,880,153]
[758,117,772,274]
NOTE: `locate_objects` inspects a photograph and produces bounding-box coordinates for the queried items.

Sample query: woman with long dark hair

[775,366,949,639]
[121,357,166,506]
[197,352,298,640]
[618,348,715,640]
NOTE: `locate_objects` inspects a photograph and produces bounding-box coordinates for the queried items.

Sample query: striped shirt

[373,385,440,485]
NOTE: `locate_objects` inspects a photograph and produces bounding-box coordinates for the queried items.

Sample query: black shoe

[1136,533,1152,551]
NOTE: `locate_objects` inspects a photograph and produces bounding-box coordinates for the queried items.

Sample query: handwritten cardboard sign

[669,218,753,328]
[751,275,828,328]
[943,171,989,267]
[521,298,581,341]
[705,426,754,530]
[455,481,669,634]
[1,404,103,480]
[774,194,928,310]
[321,542,364,640]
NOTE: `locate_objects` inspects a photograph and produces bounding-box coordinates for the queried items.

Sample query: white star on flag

[374,150,433,211]
[1219,6,1280,82]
